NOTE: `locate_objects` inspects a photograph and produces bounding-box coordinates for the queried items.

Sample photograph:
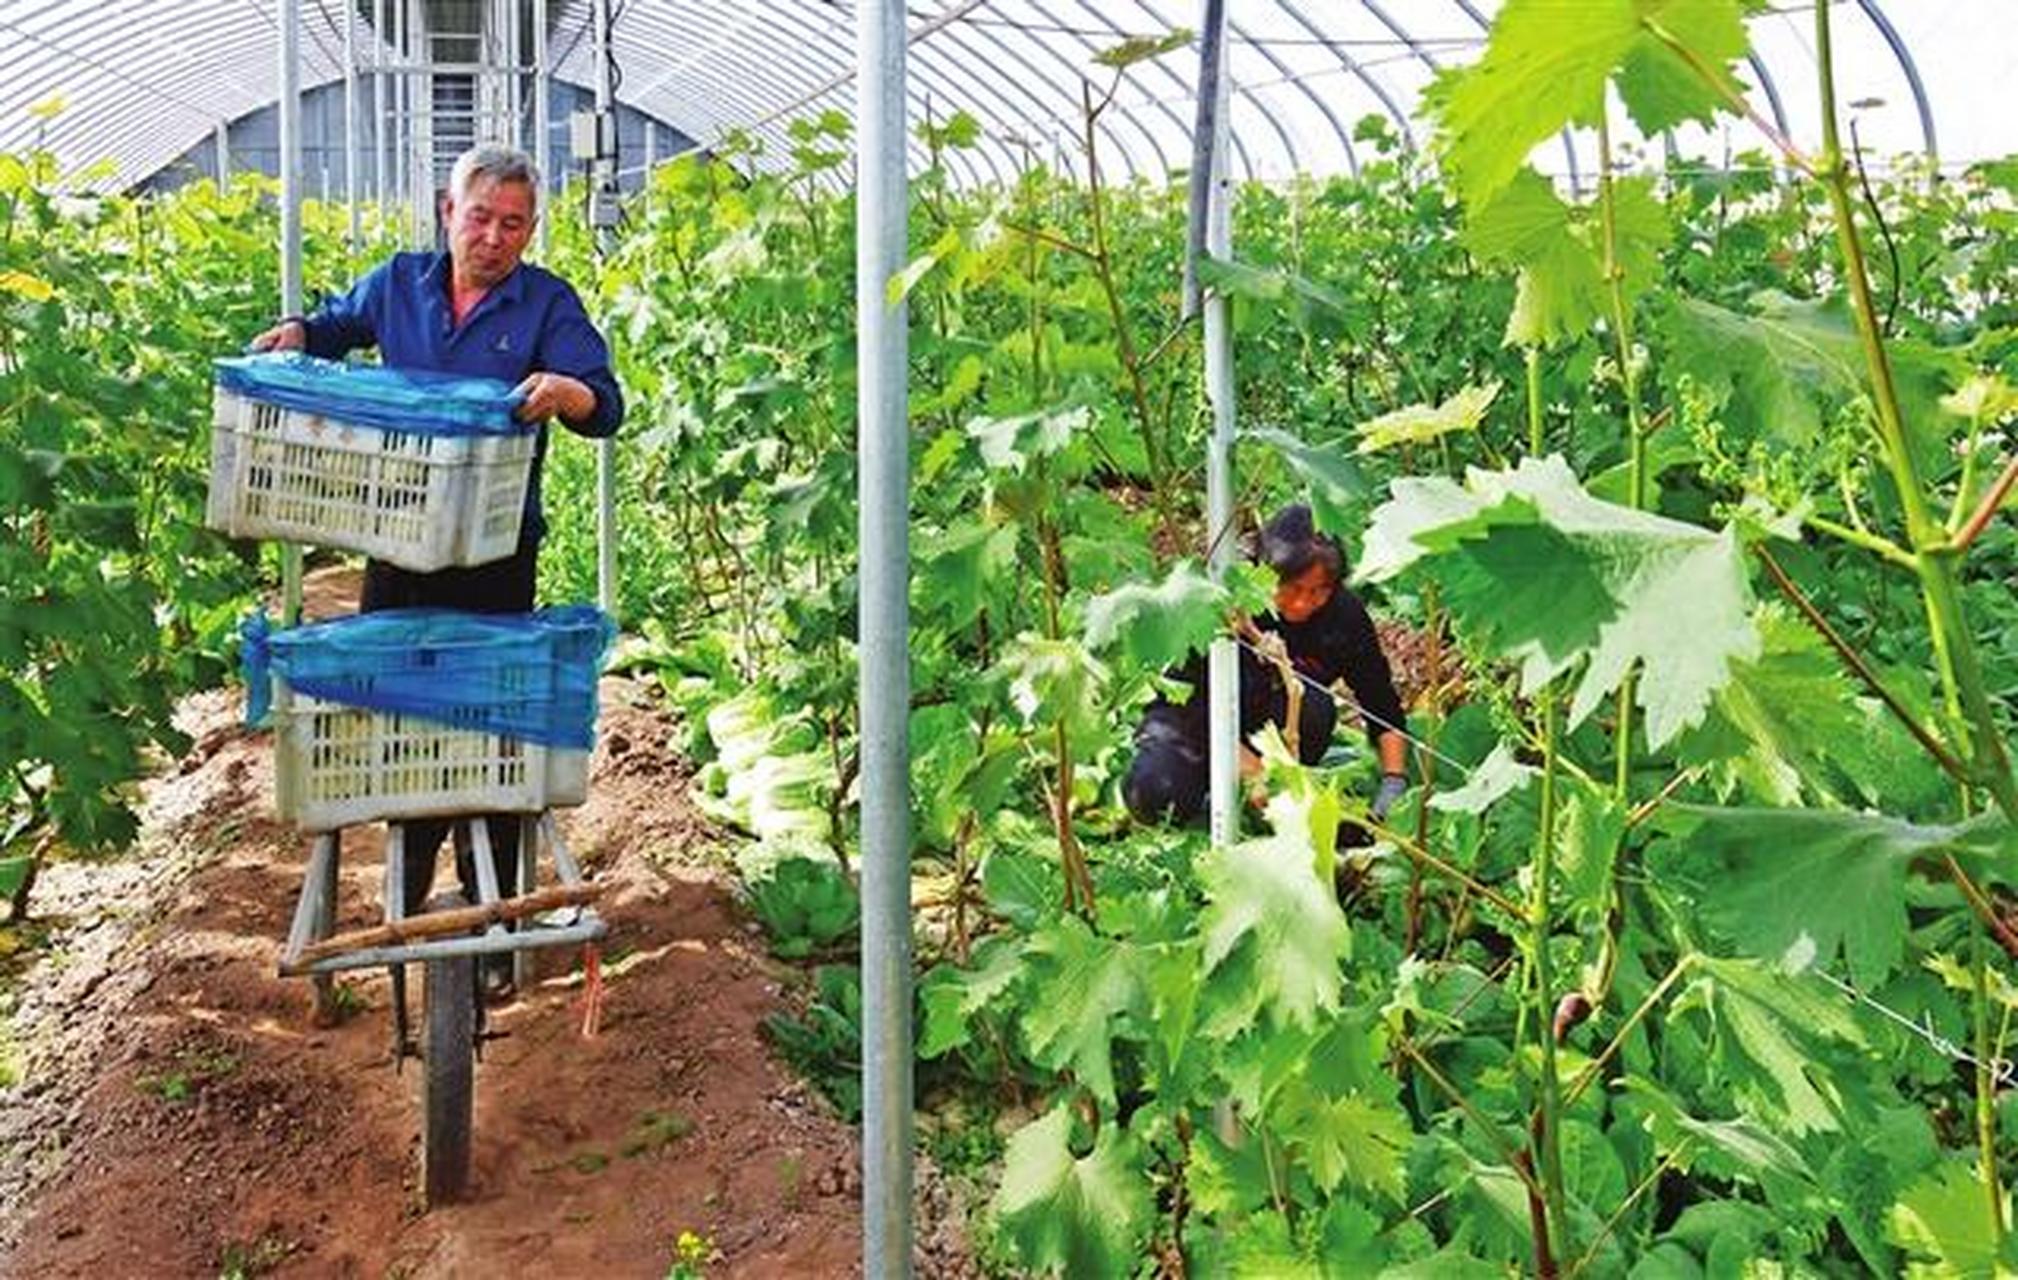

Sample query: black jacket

[1143,586,1406,761]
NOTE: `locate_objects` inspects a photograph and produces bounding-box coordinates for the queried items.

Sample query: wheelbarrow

[276,810,607,1204]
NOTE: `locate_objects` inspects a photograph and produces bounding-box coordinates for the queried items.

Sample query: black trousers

[1122,692,1338,826]
[361,543,537,916]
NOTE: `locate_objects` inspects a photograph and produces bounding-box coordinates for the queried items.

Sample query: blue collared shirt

[301,250,623,546]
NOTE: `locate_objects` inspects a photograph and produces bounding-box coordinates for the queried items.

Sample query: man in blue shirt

[251,145,623,984]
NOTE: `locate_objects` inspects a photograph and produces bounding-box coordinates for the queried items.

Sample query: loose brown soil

[0,568,901,1278]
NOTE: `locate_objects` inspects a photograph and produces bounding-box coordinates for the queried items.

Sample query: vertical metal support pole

[412,0,431,244]
[279,0,305,626]
[643,119,656,203]
[393,0,409,242]
[591,0,619,617]
[345,0,361,259]
[1185,0,1236,847]
[374,0,388,207]
[214,118,229,184]
[513,814,538,989]
[858,1,912,1274]
[506,0,523,149]
[533,0,551,254]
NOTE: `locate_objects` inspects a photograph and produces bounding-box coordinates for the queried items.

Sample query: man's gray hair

[449,145,540,209]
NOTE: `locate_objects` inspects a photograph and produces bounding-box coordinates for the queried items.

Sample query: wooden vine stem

[282,884,602,972]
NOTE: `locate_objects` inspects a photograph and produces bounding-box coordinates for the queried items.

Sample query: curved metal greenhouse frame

[0,1,2004,194]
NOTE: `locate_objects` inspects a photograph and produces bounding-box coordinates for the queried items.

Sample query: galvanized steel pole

[533,0,550,252]
[591,0,619,617]
[214,118,228,183]
[278,0,304,626]
[373,0,387,206]
[1186,0,1237,847]
[858,0,913,1274]
[345,0,361,257]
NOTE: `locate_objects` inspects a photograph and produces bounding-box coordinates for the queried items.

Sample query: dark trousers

[1122,691,1338,827]
[361,544,537,916]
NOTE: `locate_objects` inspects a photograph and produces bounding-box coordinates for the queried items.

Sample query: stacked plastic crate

[209,353,610,829]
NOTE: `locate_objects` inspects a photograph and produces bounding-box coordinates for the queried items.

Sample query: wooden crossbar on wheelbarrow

[280,883,603,975]
[278,811,607,979]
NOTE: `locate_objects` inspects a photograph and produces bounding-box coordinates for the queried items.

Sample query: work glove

[1370,772,1409,823]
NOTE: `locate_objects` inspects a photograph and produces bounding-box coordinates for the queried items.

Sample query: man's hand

[1370,772,1408,822]
[513,371,595,424]
[249,318,306,352]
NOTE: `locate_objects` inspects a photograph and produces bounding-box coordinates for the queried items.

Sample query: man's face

[444,176,535,288]
[1273,561,1337,624]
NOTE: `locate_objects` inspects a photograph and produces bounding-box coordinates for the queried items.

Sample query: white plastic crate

[206,386,537,572]
[273,691,589,831]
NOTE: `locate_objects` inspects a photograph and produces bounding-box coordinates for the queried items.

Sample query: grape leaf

[1198,829,1351,1031]
[1244,426,1367,537]
[1197,254,1354,335]
[1432,1,1640,205]
[1360,455,1757,748]
[917,519,1018,632]
[1671,956,1867,1134]
[1093,28,1192,70]
[1432,0,1749,207]
[1000,634,1109,751]
[1429,742,1536,815]
[1208,1201,1391,1278]
[1356,382,1502,454]
[1188,1127,1277,1220]
[1615,0,1752,135]
[1020,914,1143,1106]
[968,404,1089,473]
[1557,779,1627,922]
[917,936,1025,1059]
[1887,1159,2013,1279]
[1277,1079,1412,1202]
[1626,1075,1819,1203]
[994,1106,1153,1278]
[1083,560,1227,673]
[1463,169,1671,347]
[1656,805,2013,986]
[1657,294,1862,446]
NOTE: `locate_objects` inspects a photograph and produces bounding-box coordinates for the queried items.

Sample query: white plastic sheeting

[0,1,2013,193]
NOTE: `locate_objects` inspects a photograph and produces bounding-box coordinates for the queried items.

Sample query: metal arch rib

[912,4,1175,185]
[605,3,897,182]
[719,3,998,190]
[1066,0,1255,182]
[632,0,1015,187]
[557,6,755,172]
[1222,4,1351,179]
[616,1,911,183]
[1743,51,1790,141]
[625,0,1023,189]
[1447,0,1582,189]
[1120,0,1304,176]
[0,13,224,155]
[950,0,1188,184]
[1854,0,1937,162]
[1276,0,1417,154]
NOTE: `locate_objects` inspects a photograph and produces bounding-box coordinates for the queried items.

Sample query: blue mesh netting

[215,353,530,437]
[242,607,614,749]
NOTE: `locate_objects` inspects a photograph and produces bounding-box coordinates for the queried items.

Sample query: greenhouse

[4,1,2018,1275]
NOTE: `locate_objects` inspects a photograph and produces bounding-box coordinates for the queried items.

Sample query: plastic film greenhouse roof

[2,1,2015,193]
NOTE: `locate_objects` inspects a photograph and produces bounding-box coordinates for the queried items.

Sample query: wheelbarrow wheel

[420,897,476,1206]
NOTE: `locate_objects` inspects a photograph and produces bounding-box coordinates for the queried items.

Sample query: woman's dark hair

[1257,503,1343,580]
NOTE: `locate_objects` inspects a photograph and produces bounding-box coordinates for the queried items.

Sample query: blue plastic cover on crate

[215,353,529,437]
[242,606,614,749]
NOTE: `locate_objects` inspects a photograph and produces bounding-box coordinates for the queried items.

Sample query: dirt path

[0,572,878,1277]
